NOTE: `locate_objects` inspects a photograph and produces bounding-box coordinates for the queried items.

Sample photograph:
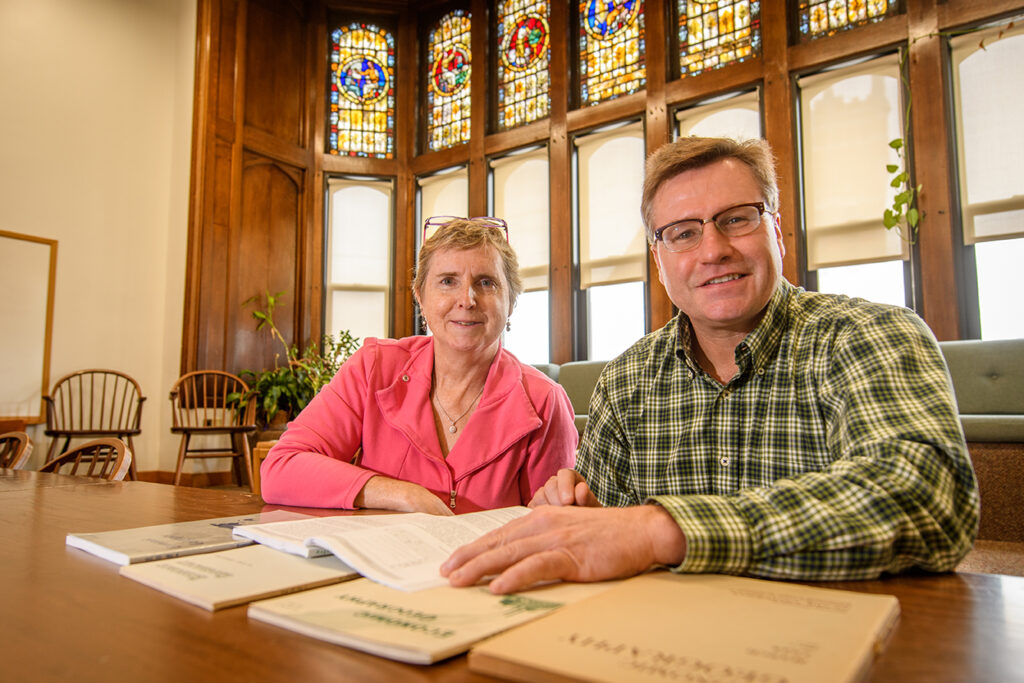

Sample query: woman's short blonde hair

[413,218,523,310]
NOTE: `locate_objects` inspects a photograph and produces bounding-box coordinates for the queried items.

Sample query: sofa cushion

[557,361,608,416]
[531,363,560,382]
[938,339,1024,416]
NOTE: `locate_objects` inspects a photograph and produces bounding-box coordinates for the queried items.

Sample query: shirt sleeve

[258,343,378,509]
[576,371,642,508]
[651,309,980,580]
[518,381,578,503]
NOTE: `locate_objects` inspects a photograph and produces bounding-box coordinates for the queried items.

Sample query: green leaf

[883,210,898,229]
[886,164,899,173]
[889,139,904,150]
[907,208,920,227]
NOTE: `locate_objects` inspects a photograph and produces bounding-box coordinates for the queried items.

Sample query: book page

[235,507,529,591]
[309,507,529,591]
[232,512,435,558]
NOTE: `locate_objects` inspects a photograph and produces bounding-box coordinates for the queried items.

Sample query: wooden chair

[39,438,133,481]
[43,369,145,480]
[169,370,256,489]
[0,431,33,469]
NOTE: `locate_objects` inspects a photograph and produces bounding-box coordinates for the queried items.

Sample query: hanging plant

[882,19,1017,241]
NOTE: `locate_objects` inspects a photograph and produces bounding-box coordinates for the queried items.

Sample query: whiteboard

[0,230,57,423]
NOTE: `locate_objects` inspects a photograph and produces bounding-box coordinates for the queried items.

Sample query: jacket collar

[375,338,542,474]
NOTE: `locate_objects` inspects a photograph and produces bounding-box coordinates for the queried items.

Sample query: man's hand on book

[440,505,686,594]
[355,476,455,516]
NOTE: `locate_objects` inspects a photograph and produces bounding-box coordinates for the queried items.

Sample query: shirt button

[720,456,730,467]
[757,368,765,375]
[401,375,409,382]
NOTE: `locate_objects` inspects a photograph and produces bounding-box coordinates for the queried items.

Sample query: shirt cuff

[647,494,754,574]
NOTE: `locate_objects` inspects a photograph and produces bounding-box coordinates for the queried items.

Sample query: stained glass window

[426,10,473,151]
[579,0,646,106]
[678,1,761,77]
[328,24,395,159]
[497,1,551,130]
[797,0,902,42]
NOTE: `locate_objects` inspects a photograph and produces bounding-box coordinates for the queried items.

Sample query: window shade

[417,167,469,232]
[491,148,550,291]
[326,177,393,340]
[676,90,762,141]
[798,55,909,270]
[576,122,646,289]
[951,24,1024,244]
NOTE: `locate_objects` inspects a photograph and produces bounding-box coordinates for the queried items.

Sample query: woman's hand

[355,476,455,516]
[528,468,601,508]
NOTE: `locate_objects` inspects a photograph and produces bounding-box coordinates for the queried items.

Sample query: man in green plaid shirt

[443,137,979,594]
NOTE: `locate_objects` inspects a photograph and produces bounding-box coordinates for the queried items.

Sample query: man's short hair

[641,136,779,244]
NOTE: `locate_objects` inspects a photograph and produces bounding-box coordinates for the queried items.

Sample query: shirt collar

[674,279,793,376]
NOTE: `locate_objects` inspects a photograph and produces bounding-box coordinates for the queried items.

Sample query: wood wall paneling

[244,0,307,146]
[907,0,963,340]
[643,0,675,332]
[761,0,801,285]
[232,159,303,373]
[547,0,572,364]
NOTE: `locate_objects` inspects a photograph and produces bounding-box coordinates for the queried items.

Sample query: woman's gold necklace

[432,383,485,434]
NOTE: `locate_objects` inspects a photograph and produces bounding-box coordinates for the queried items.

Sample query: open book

[469,572,901,683]
[248,576,617,664]
[66,510,312,565]
[233,506,529,591]
[120,544,358,611]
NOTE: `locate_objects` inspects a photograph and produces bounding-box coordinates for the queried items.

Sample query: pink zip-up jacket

[259,336,577,513]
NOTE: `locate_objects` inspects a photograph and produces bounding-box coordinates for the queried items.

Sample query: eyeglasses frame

[422,215,509,243]
[653,202,769,253]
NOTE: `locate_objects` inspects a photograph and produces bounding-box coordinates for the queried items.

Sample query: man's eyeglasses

[653,202,769,253]
[422,216,509,242]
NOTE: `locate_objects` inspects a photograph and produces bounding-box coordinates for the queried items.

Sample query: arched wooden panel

[230,158,304,375]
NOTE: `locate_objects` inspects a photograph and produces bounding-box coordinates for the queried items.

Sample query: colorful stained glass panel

[797,0,902,42]
[497,0,551,130]
[427,10,472,151]
[579,0,646,106]
[678,1,761,77]
[329,24,395,159]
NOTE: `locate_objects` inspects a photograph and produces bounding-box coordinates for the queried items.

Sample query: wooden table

[1,470,1022,682]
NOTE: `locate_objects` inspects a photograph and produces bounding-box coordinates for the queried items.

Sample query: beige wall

[0,0,197,472]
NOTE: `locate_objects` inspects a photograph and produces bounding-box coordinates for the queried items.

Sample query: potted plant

[231,291,360,432]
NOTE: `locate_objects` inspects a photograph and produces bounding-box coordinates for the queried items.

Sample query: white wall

[0,0,196,472]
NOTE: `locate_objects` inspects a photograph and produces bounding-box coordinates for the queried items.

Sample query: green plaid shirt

[577,280,979,581]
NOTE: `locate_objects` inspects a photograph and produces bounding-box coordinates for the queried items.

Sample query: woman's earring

[505,319,511,332]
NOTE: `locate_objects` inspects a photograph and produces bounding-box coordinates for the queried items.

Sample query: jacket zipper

[449,488,457,509]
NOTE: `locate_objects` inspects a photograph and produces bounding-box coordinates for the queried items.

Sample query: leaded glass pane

[427,10,472,151]
[497,0,551,130]
[796,0,902,42]
[328,24,395,159]
[678,1,761,77]
[579,0,646,106]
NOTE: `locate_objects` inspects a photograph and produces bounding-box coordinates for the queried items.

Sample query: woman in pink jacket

[259,217,577,514]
